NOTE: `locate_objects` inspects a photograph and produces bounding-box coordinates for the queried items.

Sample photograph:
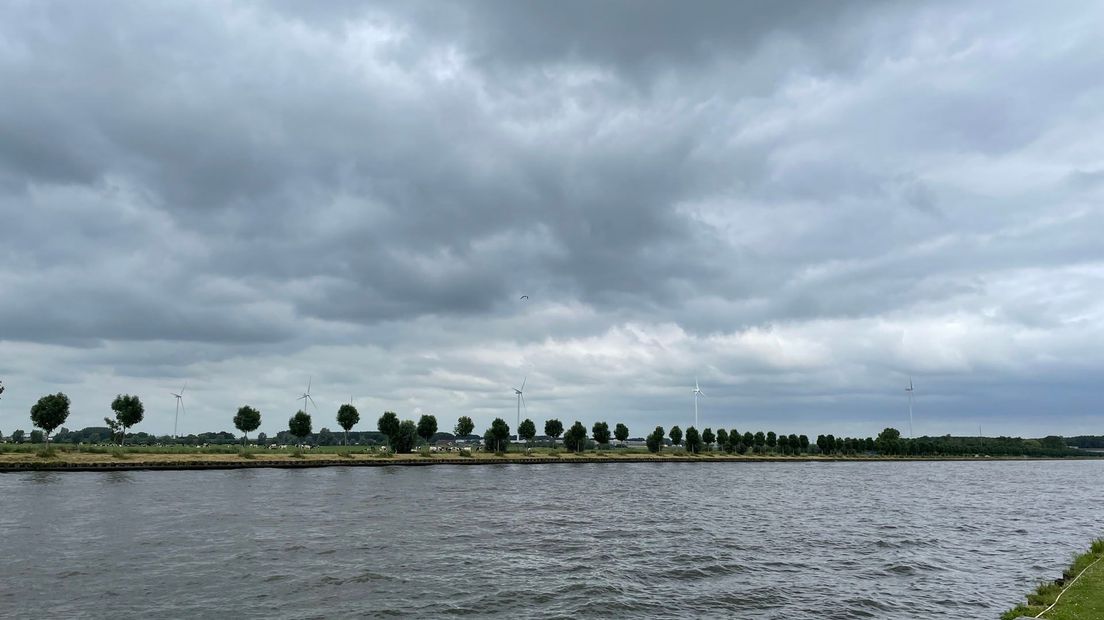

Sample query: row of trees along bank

[3,391,1094,458]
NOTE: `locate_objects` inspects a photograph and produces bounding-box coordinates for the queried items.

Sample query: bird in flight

[520,295,529,300]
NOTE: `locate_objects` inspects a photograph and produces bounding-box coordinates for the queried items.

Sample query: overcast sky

[2,1,1102,440]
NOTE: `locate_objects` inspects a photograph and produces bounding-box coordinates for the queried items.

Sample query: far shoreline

[2,452,1101,473]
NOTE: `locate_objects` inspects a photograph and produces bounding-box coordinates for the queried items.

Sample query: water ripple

[0,460,1101,618]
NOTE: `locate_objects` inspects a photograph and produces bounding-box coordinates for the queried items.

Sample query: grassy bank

[1,444,1100,469]
[1003,539,1104,620]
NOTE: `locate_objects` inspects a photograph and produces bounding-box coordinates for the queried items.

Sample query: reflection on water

[1,460,1100,619]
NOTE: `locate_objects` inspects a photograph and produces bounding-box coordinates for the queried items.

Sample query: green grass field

[1003,539,1104,620]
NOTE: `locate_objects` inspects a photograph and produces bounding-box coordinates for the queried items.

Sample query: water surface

[2,460,1100,618]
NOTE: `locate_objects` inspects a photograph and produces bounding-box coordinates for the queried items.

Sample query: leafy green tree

[394,419,419,453]
[257,432,268,446]
[544,419,564,448]
[233,405,262,445]
[684,427,702,453]
[825,434,836,454]
[591,421,611,446]
[29,430,44,444]
[715,429,728,453]
[318,427,336,446]
[29,392,70,448]
[417,414,438,446]
[799,434,810,453]
[778,434,789,454]
[669,425,683,447]
[288,410,312,447]
[336,404,360,445]
[788,434,799,455]
[766,431,777,451]
[743,431,754,448]
[11,429,25,443]
[614,423,629,444]
[378,411,401,448]
[111,394,145,445]
[487,418,511,452]
[702,427,716,449]
[876,427,902,455]
[454,415,475,438]
[564,421,588,452]
[754,431,766,451]
[646,426,665,453]
[518,418,537,444]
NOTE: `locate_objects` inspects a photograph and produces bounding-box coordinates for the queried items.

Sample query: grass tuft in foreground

[1002,539,1104,620]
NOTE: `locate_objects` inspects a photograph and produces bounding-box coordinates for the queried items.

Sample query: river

[1,460,1100,618]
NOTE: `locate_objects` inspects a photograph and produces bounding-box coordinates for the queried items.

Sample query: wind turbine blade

[181,382,187,395]
[307,376,312,393]
[520,375,526,392]
[180,401,185,417]
[307,394,318,411]
[521,394,528,418]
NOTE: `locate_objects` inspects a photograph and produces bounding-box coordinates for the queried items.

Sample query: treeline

[2,388,1098,459]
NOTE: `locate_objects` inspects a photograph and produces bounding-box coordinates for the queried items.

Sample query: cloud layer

[2,1,1103,438]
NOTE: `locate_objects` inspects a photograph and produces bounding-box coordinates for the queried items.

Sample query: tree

[378,411,401,449]
[754,431,766,451]
[799,434,810,453]
[646,426,665,453]
[29,430,44,444]
[318,427,336,446]
[455,415,475,439]
[778,434,789,454]
[393,420,419,453]
[487,418,511,453]
[788,434,800,455]
[702,427,716,449]
[684,427,702,453]
[11,429,25,443]
[743,431,754,449]
[876,427,902,455]
[614,423,629,444]
[110,394,145,445]
[716,429,729,453]
[766,431,777,451]
[544,419,564,448]
[564,421,587,452]
[336,404,360,446]
[288,410,312,447]
[29,392,70,449]
[669,426,683,447]
[257,432,268,446]
[591,421,611,446]
[417,414,438,446]
[518,418,537,444]
[233,405,261,445]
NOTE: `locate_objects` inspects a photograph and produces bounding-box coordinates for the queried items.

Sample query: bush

[36,447,58,458]
[111,449,129,460]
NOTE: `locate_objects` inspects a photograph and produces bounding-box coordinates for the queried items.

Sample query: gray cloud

[1,0,1103,438]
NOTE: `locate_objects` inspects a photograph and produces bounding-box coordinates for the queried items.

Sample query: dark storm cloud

[1,0,1103,436]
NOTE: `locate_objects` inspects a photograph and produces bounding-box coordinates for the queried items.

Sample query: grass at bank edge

[1002,539,1104,620]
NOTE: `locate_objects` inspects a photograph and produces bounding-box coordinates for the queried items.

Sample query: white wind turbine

[171,382,187,438]
[905,377,915,438]
[298,377,318,413]
[692,378,705,429]
[513,376,527,442]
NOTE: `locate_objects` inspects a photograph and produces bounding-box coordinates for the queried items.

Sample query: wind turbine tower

[171,383,186,438]
[905,377,915,439]
[298,377,318,413]
[513,376,526,441]
[692,378,705,429]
